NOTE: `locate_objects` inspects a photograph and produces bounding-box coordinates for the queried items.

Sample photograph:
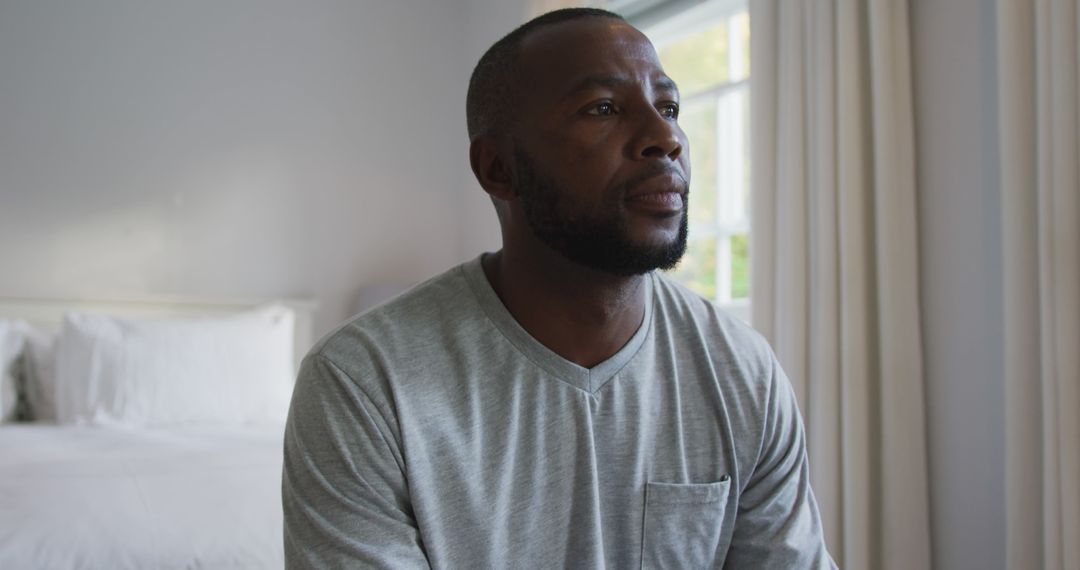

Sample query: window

[613,0,751,321]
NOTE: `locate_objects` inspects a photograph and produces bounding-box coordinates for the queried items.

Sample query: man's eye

[659,103,679,119]
[587,102,617,116]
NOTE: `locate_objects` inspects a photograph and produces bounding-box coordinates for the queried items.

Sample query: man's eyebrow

[564,74,680,97]
[653,75,679,95]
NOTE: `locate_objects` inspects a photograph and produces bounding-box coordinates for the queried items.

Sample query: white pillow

[23,325,58,422]
[0,320,28,422]
[55,305,295,427]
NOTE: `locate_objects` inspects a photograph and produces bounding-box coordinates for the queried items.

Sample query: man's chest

[386,366,746,568]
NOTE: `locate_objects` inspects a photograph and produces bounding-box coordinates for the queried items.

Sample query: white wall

[911,0,1007,568]
[457,0,530,257]
[0,0,478,336]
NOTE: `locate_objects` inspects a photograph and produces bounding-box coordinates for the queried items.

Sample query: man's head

[466,8,622,141]
[467,8,690,276]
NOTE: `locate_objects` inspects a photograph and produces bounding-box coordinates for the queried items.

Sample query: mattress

[0,424,286,569]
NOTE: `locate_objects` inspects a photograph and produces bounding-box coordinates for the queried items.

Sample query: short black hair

[465,7,625,140]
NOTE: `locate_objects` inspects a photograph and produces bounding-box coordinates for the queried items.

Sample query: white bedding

[0,424,286,569]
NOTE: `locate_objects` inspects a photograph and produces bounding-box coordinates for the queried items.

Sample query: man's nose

[633,111,683,161]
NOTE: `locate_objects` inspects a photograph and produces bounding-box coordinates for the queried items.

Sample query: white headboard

[0,296,318,371]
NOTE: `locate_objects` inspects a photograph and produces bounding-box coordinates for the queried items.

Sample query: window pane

[669,237,716,300]
[680,97,717,228]
[731,233,749,299]
[657,21,730,95]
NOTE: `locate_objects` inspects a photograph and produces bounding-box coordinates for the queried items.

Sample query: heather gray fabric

[283,255,836,569]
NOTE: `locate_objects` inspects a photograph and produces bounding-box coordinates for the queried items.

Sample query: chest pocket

[641,479,732,569]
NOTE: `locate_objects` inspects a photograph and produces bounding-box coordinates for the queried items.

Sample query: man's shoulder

[307,259,483,372]
[648,272,784,425]
[650,272,772,366]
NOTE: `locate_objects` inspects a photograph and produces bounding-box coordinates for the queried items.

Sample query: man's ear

[469,135,515,202]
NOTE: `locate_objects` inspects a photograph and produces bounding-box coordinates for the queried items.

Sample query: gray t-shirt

[283,256,836,569]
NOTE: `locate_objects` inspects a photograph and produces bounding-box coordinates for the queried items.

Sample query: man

[283,7,836,569]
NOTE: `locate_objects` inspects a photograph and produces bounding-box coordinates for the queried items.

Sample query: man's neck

[481,247,648,369]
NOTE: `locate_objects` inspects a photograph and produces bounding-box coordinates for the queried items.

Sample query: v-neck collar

[461,254,654,394]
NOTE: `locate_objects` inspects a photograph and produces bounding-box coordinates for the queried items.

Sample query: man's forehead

[517,18,669,92]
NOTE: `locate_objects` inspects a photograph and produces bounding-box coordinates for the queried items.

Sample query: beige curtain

[999,0,1080,568]
[749,1,931,568]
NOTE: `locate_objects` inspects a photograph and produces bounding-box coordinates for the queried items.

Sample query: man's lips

[624,171,688,213]
[625,191,684,211]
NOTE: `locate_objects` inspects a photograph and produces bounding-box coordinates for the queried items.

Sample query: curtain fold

[749,1,932,568]
[999,0,1080,568]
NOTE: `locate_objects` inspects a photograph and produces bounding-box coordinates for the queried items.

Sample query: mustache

[621,164,689,196]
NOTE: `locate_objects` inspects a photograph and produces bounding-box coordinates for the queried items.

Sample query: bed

[0,296,315,570]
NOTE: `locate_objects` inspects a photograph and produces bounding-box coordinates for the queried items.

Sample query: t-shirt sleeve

[723,353,837,569]
[282,352,430,569]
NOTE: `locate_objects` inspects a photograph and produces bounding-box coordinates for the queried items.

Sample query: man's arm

[723,355,837,569]
[282,352,430,569]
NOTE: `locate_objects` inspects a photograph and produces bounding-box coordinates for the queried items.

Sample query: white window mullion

[729,91,747,228]
[728,11,747,80]
[717,89,743,228]
[716,234,732,303]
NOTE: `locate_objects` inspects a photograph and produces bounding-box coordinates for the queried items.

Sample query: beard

[513,148,689,277]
